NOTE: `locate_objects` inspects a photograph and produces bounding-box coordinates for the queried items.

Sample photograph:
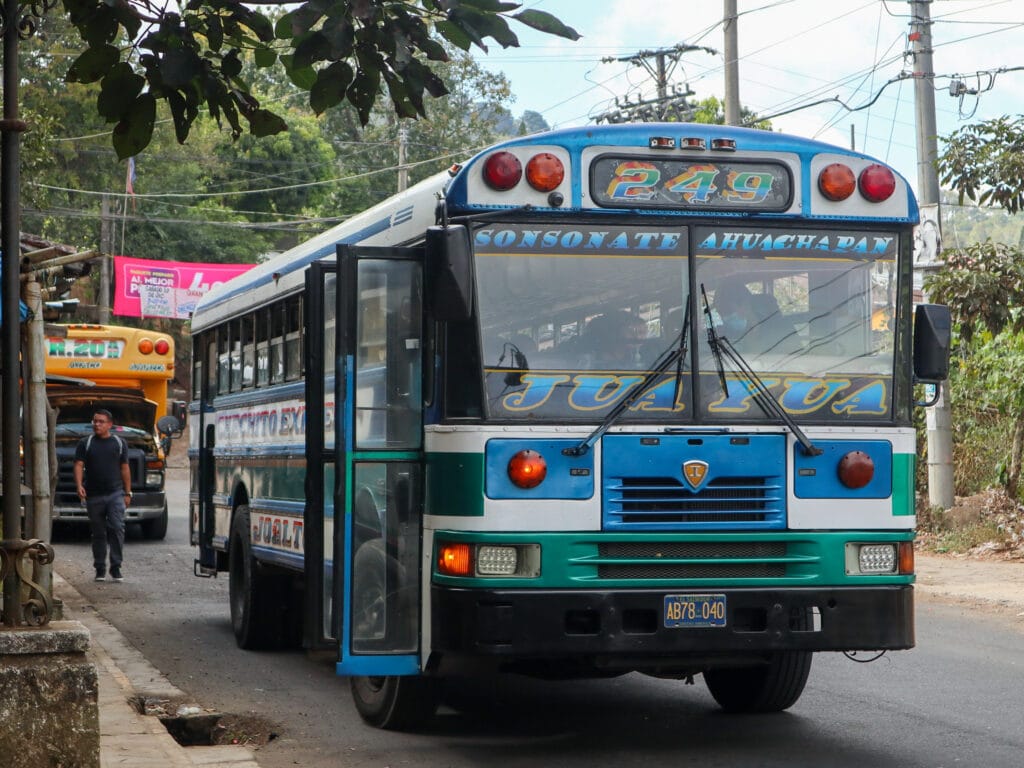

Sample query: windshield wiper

[700,284,728,396]
[564,299,691,457]
[701,283,822,457]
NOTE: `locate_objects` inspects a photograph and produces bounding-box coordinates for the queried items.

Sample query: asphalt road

[53,464,1024,768]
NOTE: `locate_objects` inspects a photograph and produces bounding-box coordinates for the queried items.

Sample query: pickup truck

[49,385,175,540]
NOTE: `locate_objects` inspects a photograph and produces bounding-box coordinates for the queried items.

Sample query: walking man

[74,408,132,582]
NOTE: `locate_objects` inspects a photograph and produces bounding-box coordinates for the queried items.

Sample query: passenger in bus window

[580,311,647,369]
[711,280,757,346]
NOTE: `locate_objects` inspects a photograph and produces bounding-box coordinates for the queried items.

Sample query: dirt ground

[915,488,1024,621]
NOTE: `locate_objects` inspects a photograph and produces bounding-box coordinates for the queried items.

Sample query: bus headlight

[477,545,518,575]
[145,470,163,486]
[846,543,903,574]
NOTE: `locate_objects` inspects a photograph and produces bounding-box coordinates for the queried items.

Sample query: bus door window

[354,261,422,449]
[204,333,217,398]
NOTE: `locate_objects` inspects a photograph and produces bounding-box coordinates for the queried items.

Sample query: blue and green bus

[189,123,950,729]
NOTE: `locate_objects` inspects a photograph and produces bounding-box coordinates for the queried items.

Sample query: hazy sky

[472,0,1024,195]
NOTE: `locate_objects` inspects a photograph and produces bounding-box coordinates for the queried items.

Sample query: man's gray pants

[87,491,126,573]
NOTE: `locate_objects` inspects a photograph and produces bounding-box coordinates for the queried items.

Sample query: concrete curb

[53,572,262,768]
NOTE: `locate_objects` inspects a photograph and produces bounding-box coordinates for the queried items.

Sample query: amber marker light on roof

[438,542,472,577]
[818,163,856,201]
[525,153,565,192]
[138,338,155,354]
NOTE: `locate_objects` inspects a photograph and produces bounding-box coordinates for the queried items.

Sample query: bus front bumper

[431,585,914,661]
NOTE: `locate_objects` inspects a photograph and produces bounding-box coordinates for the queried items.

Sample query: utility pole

[397,125,409,193]
[99,195,112,323]
[910,0,954,510]
[594,43,715,124]
[723,0,741,125]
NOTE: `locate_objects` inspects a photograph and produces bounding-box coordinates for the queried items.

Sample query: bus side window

[241,313,255,389]
[284,295,303,382]
[217,325,230,395]
[229,319,243,392]
[270,302,285,385]
[256,308,270,388]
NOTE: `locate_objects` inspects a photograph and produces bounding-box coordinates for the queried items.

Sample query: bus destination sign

[590,156,792,212]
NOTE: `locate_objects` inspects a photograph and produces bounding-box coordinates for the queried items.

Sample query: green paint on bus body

[430,531,915,589]
[426,452,485,517]
[891,453,916,516]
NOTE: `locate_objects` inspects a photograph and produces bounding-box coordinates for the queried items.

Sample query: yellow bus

[45,323,183,540]
[44,323,177,424]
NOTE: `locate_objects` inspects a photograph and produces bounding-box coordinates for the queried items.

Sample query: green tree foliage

[55,0,579,158]
[939,116,1024,214]
[933,119,1024,498]
[691,96,771,130]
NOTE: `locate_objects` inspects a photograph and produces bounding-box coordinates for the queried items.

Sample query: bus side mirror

[425,225,474,321]
[913,303,951,382]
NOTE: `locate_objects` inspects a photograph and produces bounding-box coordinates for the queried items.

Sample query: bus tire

[703,650,813,713]
[350,675,439,730]
[229,506,288,650]
[141,503,169,540]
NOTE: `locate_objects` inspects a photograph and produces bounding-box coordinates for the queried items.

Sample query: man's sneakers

[96,567,123,582]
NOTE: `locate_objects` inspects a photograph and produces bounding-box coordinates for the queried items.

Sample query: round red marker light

[525,153,565,192]
[838,450,874,489]
[508,449,547,489]
[818,163,856,201]
[155,339,170,355]
[858,164,896,202]
[482,151,523,191]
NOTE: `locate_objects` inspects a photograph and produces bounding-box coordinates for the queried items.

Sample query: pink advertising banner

[113,256,256,320]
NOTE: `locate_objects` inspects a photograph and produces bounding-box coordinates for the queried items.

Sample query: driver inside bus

[711,280,757,347]
[579,310,648,369]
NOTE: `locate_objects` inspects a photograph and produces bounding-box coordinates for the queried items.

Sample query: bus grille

[596,541,787,580]
[604,475,784,529]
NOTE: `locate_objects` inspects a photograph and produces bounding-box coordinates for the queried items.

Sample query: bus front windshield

[474,223,899,424]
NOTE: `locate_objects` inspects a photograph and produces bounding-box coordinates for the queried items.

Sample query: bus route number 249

[664,593,727,628]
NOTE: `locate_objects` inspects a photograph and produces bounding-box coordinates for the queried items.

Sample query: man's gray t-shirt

[75,434,128,495]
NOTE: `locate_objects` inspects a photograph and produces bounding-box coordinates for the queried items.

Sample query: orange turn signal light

[438,543,473,576]
[818,163,856,201]
[898,541,915,575]
[525,153,565,192]
[508,449,547,489]
[138,338,154,354]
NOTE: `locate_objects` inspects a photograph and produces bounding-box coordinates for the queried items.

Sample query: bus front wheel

[350,675,439,730]
[229,506,292,650]
[703,651,812,713]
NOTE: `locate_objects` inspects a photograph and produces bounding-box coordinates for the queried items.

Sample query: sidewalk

[53,573,262,768]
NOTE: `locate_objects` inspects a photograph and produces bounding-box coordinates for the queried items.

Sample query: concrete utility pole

[909,0,955,510]
[99,196,112,323]
[397,125,409,193]
[723,0,741,125]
